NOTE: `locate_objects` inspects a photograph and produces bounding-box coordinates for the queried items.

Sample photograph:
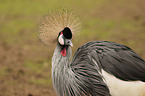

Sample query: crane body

[52,40,145,96]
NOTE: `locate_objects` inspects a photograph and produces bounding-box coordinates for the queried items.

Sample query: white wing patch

[102,70,145,96]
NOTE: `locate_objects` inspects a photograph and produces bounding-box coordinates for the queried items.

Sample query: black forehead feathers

[62,27,72,39]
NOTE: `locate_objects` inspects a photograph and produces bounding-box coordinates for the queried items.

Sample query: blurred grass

[25,60,52,85]
[0,0,145,96]
[0,67,8,78]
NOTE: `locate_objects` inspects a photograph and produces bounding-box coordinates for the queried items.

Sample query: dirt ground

[0,41,56,96]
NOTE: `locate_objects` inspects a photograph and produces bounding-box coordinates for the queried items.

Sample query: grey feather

[76,41,145,82]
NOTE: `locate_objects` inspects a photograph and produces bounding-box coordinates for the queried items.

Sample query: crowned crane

[38,8,145,96]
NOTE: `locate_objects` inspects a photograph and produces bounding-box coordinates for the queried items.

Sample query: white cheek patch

[58,34,64,45]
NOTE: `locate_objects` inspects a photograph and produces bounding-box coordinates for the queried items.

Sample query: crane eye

[58,34,64,45]
[67,41,70,44]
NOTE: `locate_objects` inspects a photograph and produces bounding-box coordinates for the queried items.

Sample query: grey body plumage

[74,41,145,82]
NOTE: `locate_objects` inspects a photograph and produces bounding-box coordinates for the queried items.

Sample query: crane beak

[68,40,73,47]
[65,39,73,47]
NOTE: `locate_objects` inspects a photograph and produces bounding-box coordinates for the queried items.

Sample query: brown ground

[0,41,56,96]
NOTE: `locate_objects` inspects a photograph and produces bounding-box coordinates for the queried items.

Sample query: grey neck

[52,43,72,66]
[51,42,73,95]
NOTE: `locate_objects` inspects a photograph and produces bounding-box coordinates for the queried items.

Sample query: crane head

[58,27,73,47]
[58,27,73,56]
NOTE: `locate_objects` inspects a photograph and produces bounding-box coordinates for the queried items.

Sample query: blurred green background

[0,0,145,96]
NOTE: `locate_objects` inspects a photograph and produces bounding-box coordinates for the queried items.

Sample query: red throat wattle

[61,47,66,56]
